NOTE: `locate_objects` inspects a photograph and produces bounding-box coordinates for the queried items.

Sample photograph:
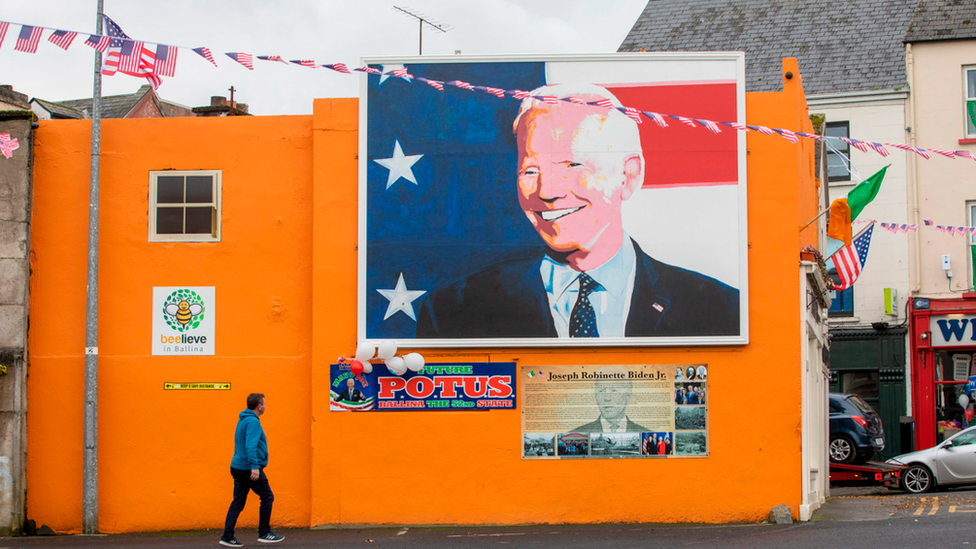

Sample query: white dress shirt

[539,238,637,338]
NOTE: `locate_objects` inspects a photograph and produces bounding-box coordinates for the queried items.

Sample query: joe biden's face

[515,103,640,267]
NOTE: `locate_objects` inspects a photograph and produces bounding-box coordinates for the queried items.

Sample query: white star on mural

[377,273,427,321]
[378,64,412,85]
[374,139,424,189]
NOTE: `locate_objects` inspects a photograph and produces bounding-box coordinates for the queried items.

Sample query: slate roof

[619,0,919,95]
[904,0,976,42]
[31,98,88,119]
[57,85,153,119]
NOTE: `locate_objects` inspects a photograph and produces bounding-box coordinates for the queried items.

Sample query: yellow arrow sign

[164,382,231,390]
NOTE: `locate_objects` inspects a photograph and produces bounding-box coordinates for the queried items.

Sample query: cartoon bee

[165,300,203,326]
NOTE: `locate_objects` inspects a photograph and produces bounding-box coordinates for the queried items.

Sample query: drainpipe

[906,42,922,294]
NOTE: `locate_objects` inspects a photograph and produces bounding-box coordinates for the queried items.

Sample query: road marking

[929,497,939,515]
[397,528,408,536]
[949,505,976,513]
[913,497,926,516]
[447,533,526,538]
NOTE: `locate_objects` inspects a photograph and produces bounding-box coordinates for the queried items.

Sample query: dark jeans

[222,466,274,540]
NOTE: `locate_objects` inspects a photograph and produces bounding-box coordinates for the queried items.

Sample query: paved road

[6,489,976,549]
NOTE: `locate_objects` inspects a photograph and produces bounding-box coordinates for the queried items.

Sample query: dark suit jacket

[336,388,365,402]
[416,240,739,338]
[572,416,648,433]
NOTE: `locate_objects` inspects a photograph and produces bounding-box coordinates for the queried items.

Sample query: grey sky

[0,0,648,115]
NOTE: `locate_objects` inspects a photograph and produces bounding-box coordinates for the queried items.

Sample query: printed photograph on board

[674,383,706,405]
[523,433,556,458]
[591,432,642,457]
[675,406,707,430]
[361,55,748,347]
[675,431,707,456]
[641,432,674,456]
[557,432,590,457]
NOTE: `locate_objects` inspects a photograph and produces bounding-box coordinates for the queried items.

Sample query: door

[936,429,976,483]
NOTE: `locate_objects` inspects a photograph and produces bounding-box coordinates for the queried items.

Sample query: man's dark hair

[246,393,265,410]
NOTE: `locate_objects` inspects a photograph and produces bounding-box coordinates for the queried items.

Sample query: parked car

[887,426,976,493]
[829,393,885,464]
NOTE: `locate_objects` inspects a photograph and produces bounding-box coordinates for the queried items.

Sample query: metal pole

[83,0,103,535]
[419,18,422,55]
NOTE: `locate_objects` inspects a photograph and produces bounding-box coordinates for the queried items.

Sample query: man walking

[220,393,285,546]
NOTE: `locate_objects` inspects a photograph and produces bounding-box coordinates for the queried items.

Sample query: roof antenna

[392,5,452,55]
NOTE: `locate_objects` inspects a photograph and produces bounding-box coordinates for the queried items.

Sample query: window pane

[185,207,213,234]
[156,176,184,204]
[968,70,976,98]
[843,373,880,401]
[185,176,213,203]
[156,207,183,234]
[968,100,976,135]
[825,123,850,181]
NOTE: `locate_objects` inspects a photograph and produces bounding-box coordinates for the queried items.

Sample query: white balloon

[385,356,407,376]
[355,341,376,362]
[960,394,971,409]
[377,340,398,360]
[404,352,425,372]
[362,361,373,374]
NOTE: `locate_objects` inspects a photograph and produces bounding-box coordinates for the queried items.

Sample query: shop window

[935,351,976,443]
[825,121,851,182]
[149,171,221,242]
[966,67,976,137]
[827,269,853,317]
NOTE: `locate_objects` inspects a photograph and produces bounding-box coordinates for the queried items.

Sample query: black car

[829,393,885,464]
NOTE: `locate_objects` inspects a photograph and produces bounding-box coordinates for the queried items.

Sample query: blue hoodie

[230,409,268,470]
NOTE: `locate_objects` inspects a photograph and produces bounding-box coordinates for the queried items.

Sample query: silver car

[887,426,976,493]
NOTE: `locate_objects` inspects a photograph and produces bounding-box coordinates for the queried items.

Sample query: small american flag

[328,63,350,74]
[485,87,505,98]
[511,90,531,100]
[620,107,643,123]
[833,224,874,290]
[908,224,919,232]
[929,149,956,158]
[154,44,177,77]
[936,225,947,233]
[452,81,475,91]
[868,142,890,157]
[923,219,934,226]
[566,97,589,105]
[652,302,664,313]
[948,226,958,237]
[696,118,721,134]
[795,131,819,139]
[14,25,42,53]
[889,143,913,152]
[725,121,749,132]
[356,66,382,74]
[645,112,668,128]
[535,95,558,105]
[913,147,932,160]
[192,47,217,66]
[84,34,110,52]
[258,55,288,64]
[0,22,9,49]
[48,30,77,50]
[775,129,799,144]
[847,138,870,153]
[392,67,408,78]
[592,98,614,109]
[748,125,776,136]
[291,59,316,67]
[424,79,444,91]
[672,115,697,128]
[225,52,253,70]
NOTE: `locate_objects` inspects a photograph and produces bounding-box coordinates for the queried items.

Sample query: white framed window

[149,170,221,242]
[965,67,976,137]
[825,121,851,183]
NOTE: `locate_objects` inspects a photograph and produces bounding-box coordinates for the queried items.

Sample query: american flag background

[155,44,177,77]
[101,16,161,89]
[833,224,875,290]
[0,22,9,49]
[84,34,110,53]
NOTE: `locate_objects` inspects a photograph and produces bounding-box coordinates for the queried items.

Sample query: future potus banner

[360,54,748,347]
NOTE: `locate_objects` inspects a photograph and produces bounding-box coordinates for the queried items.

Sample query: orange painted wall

[29,115,314,533]
[308,58,816,526]
[29,59,815,532]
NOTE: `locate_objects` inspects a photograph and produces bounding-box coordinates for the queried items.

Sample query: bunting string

[1,16,974,164]
[854,218,976,237]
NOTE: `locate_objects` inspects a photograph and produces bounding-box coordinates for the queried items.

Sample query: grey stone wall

[0,113,33,536]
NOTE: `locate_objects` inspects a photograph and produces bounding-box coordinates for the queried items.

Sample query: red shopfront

[910,296,976,450]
